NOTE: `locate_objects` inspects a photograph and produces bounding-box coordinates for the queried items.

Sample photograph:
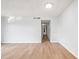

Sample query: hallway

[42,35,49,42]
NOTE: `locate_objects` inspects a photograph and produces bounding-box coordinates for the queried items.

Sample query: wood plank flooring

[1,35,77,59]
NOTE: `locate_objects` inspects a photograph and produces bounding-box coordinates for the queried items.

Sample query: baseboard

[50,40,58,43]
[50,40,77,58]
[1,41,41,43]
[59,42,78,58]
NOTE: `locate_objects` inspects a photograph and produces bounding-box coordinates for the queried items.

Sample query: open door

[41,20,50,42]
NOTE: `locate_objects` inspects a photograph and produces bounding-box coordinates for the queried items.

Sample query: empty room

[1,0,78,59]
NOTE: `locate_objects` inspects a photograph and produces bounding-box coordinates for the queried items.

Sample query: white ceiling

[1,0,73,17]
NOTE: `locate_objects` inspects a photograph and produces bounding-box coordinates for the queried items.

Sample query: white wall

[47,23,50,40]
[50,0,78,57]
[1,16,8,42]
[50,17,58,42]
[1,17,41,43]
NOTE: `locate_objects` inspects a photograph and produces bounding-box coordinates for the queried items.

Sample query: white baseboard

[50,40,77,58]
[59,42,78,58]
[50,40,58,43]
[1,41,41,43]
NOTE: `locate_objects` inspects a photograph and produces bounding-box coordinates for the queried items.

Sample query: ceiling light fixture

[45,3,52,8]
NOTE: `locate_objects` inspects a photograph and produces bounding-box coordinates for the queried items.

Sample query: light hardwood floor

[1,35,77,59]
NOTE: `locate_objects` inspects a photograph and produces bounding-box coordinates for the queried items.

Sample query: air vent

[33,17,40,19]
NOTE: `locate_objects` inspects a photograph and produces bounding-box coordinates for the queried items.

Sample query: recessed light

[45,3,52,8]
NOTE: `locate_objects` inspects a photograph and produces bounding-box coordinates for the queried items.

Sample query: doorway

[41,20,50,42]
